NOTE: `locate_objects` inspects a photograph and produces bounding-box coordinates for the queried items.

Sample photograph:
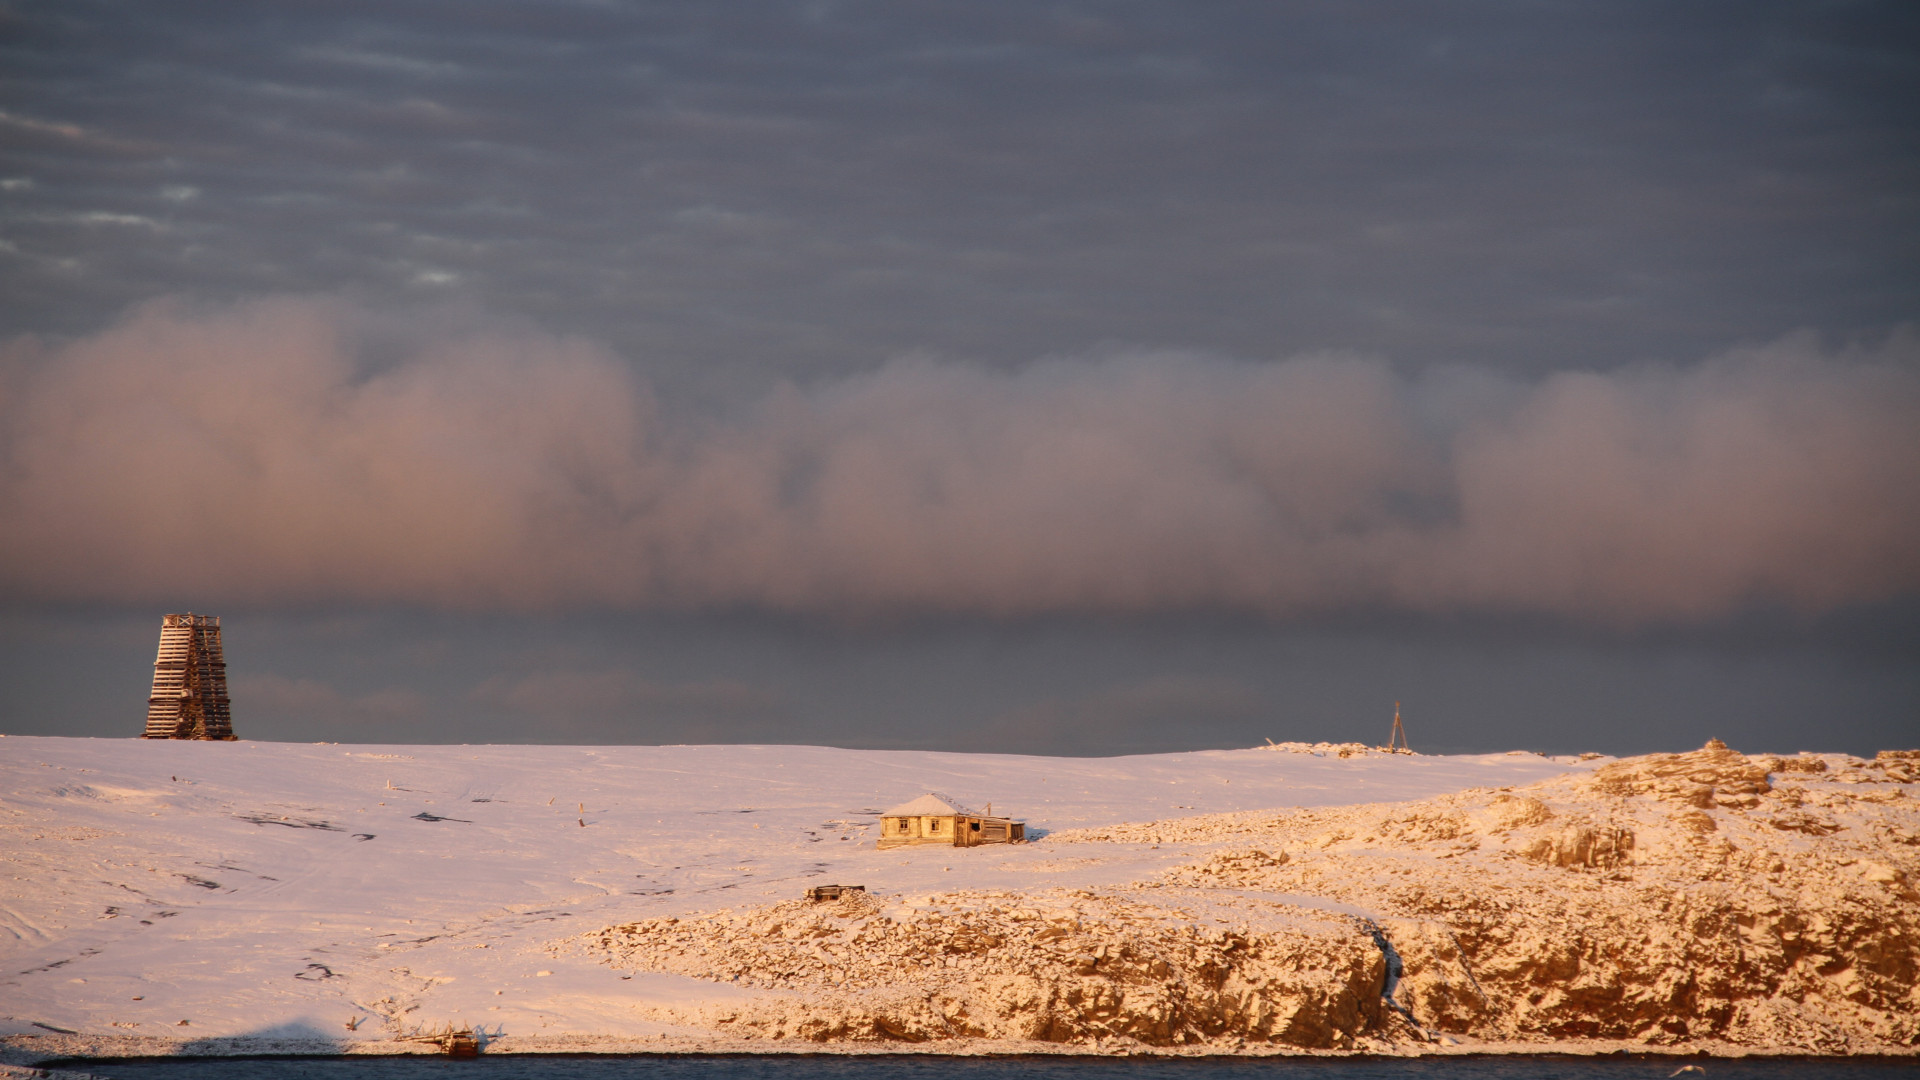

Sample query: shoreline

[10,1032,1920,1066]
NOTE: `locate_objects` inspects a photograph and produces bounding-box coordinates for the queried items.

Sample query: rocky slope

[589,887,1386,1048]
[586,742,1919,1053]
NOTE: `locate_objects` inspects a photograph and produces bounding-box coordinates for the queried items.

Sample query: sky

[1,1,1916,755]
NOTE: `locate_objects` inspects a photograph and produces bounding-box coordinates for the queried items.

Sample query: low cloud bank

[2,297,1915,623]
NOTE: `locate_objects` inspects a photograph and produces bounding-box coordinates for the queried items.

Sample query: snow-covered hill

[2,736,1911,1061]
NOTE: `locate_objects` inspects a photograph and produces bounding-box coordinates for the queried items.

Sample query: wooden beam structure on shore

[141,613,235,740]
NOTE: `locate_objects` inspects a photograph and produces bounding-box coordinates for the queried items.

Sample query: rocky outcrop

[1095,741,1920,1052]
[588,887,1385,1047]
[1583,737,1773,808]
[584,742,1919,1054]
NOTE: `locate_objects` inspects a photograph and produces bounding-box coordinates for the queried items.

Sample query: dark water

[55,1055,1920,1080]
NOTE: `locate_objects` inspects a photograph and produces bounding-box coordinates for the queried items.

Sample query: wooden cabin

[877,793,1025,849]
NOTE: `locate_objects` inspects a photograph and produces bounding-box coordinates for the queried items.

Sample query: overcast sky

[2,2,1916,754]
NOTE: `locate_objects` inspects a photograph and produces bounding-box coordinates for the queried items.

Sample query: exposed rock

[1079,741,1920,1052]
[583,741,1920,1054]
[1582,739,1772,808]
[1260,741,1386,758]
[587,887,1382,1047]
[1469,794,1553,834]
[1877,752,1919,785]
[1520,820,1634,868]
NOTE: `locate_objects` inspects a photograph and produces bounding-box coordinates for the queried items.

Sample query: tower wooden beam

[142,613,235,740]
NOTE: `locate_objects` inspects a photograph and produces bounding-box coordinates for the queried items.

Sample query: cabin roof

[883,792,977,817]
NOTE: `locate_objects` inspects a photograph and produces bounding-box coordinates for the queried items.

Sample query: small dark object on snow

[403,1024,479,1057]
[444,1030,479,1057]
[806,884,865,902]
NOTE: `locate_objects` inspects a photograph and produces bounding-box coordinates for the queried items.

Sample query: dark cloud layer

[2,4,1917,753]
[3,297,1914,623]
[2,3,1917,398]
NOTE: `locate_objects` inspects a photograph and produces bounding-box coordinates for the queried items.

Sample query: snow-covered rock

[1071,741,1920,1051]
[2,735,1912,1060]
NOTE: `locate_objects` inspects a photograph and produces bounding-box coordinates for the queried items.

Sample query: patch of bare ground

[584,742,1919,1054]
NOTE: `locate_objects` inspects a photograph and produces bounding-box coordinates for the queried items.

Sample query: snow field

[0,736,1581,1052]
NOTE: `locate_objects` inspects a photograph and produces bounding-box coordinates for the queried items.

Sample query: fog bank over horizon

[4,297,1915,626]
[4,3,1916,755]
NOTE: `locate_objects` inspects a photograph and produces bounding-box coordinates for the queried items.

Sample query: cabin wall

[876,812,1025,848]
[879,813,961,847]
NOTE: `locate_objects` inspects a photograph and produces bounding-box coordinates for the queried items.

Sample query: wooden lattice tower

[1387,700,1410,753]
[142,613,235,740]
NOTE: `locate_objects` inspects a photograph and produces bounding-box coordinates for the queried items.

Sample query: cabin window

[930,819,940,832]
[970,821,980,832]
[897,820,910,833]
